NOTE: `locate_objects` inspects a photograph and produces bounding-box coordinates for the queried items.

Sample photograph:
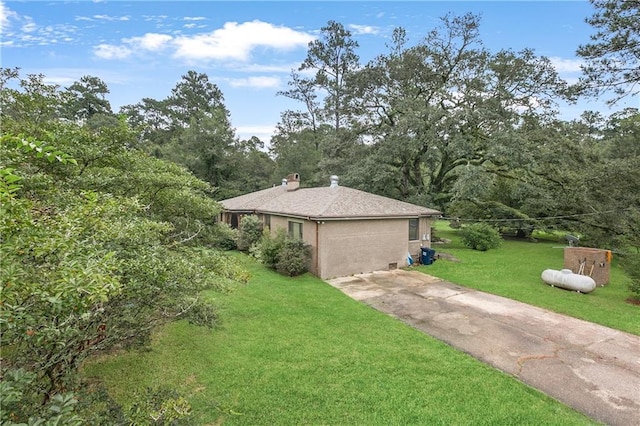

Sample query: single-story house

[219,174,441,279]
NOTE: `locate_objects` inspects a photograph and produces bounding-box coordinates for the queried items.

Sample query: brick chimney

[285,173,300,191]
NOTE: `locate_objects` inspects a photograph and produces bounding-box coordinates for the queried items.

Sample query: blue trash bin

[420,247,436,265]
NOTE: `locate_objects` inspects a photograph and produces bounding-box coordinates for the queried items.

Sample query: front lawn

[84,254,594,425]
[424,221,639,335]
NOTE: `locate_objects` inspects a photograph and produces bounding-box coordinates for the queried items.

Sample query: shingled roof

[220,183,441,220]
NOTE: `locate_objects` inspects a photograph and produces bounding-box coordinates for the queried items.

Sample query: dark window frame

[288,220,303,240]
[408,218,419,241]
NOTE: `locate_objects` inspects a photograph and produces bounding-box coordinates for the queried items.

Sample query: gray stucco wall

[266,214,434,279]
[317,219,407,279]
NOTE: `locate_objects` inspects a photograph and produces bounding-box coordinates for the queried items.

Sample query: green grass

[424,221,639,335]
[84,254,595,425]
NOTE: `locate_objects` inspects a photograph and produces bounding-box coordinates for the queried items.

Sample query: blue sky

[1,1,637,142]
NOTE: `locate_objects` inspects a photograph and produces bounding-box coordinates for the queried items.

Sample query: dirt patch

[433,238,451,244]
[625,297,640,306]
[436,252,460,262]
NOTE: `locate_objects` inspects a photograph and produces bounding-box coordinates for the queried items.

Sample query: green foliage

[119,71,239,191]
[0,68,63,133]
[269,123,323,188]
[0,68,248,422]
[0,369,83,426]
[210,222,238,250]
[224,136,275,197]
[255,229,287,269]
[577,0,640,103]
[275,238,312,277]
[459,223,503,251]
[619,254,640,300]
[73,384,127,425]
[299,20,360,133]
[56,383,192,426]
[61,75,113,121]
[237,215,263,251]
[1,134,77,165]
[253,229,311,276]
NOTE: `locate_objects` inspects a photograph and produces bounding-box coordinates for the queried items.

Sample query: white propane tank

[541,269,596,293]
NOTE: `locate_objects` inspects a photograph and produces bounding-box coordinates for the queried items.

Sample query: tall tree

[277,71,321,135]
[348,13,567,209]
[119,71,238,189]
[269,110,323,186]
[167,70,229,129]
[177,113,236,191]
[0,68,62,132]
[225,136,276,196]
[61,75,113,122]
[577,0,640,103]
[120,97,173,150]
[300,20,360,132]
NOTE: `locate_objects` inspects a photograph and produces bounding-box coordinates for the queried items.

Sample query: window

[230,213,240,229]
[408,218,419,241]
[288,221,303,240]
[264,214,271,230]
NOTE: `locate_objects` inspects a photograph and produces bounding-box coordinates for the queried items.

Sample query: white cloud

[349,24,379,35]
[184,17,206,21]
[173,20,314,61]
[143,15,168,22]
[125,33,172,51]
[1,5,79,47]
[235,124,277,142]
[549,56,583,73]
[228,76,281,89]
[0,1,18,33]
[21,18,37,33]
[44,75,77,86]
[94,43,132,59]
[38,67,131,87]
[91,20,314,65]
[233,63,300,73]
[93,14,130,22]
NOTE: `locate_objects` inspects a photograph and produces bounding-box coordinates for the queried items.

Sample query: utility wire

[441,207,636,223]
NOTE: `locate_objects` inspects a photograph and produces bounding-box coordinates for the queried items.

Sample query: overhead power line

[441,207,636,223]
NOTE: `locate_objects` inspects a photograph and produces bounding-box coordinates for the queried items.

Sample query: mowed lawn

[84,254,595,425]
[424,222,639,336]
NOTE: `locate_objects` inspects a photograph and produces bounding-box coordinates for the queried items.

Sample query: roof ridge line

[316,185,343,217]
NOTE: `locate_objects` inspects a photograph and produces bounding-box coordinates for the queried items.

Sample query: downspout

[315,221,320,276]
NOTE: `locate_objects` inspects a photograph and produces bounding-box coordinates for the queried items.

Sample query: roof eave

[310,213,442,221]
[223,208,441,221]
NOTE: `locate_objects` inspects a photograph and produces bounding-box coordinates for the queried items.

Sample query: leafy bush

[459,222,502,251]
[276,238,312,277]
[256,228,287,268]
[619,253,640,300]
[237,215,263,251]
[211,222,238,250]
[253,229,311,276]
[0,369,83,426]
[0,79,249,419]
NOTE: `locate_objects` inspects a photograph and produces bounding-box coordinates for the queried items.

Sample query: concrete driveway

[327,269,640,426]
